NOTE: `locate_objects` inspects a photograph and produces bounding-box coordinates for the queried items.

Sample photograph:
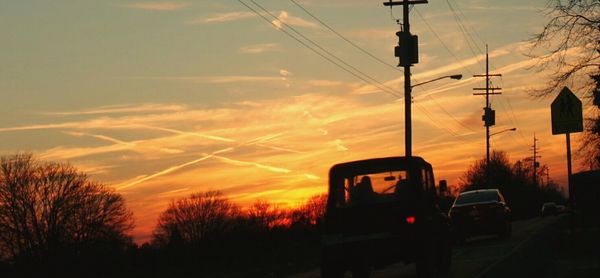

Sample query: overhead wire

[289,0,403,73]
[238,0,403,99]
[444,1,529,148]
[243,0,475,142]
[414,8,474,76]
[445,0,484,69]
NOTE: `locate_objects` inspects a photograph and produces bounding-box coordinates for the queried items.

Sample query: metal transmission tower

[473,45,502,185]
[383,0,428,158]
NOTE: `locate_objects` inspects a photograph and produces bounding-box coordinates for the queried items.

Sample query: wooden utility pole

[473,45,502,186]
[532,134,540,187]
[383,0,427,157]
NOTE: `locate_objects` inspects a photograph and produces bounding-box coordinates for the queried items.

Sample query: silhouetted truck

[571,170,600,225]
[321,156,452,278]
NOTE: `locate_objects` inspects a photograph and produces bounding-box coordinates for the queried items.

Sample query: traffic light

[395,31,419,67]
[482,107,495,127]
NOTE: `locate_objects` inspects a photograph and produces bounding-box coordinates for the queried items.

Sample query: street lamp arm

[490,127,517,137]
[411,74,462,88]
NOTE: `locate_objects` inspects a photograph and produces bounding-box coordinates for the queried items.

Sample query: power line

[246,0,402,98]
[289,0,403,73]
[242,0,472,143]
[425,95,476,133]
[449,0,486,47]
[445,0,484,68]
[414,8,475,76]
[445,0,483,55]
[413,102,468,140]
[238,0,402,98]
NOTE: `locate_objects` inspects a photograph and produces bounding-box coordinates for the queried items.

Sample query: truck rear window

[332,170,412,207]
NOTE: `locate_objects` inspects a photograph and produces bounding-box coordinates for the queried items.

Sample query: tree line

[0,153,326,277]
[0,152,567,277]
[459,150,566,219]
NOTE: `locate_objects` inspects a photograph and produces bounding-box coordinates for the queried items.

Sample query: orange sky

[0,1,594,242]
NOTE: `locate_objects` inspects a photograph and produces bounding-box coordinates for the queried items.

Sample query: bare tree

[0,153,133,260]
[291,194,327,227]
[459,151,513,191]
[530,0,600,168]
[152,190,239,247]
[246,200,286,229]
[530,0,600,96]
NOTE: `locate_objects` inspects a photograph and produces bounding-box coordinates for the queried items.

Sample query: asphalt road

[289,215,599,278]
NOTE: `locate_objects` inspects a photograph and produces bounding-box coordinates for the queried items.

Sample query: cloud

[271,11,318,29]
[213,155,292,174]
[307,79,345,87]
[124,2,188,11]
[159,75,282,84]
[279,69,292,77]
[238,43,280,54]
[116,147,234,190]
[190,11,256,24]
[42,103,186,116]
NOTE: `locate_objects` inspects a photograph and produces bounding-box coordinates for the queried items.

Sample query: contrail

[115,147,234,191]
[212,155,292,174]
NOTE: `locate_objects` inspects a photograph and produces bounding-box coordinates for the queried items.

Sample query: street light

[411,74,463,88]
[403,73,463,157]
[490,127,517,137]
[486,127,516,187]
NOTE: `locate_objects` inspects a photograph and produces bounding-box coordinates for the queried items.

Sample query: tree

[0,153,134,261]
[459,151,567,218]
[530,0,600,168]
[152,190,239,247]
[459,150,513,191]
[290,194,327,227]
[246,200,286,230]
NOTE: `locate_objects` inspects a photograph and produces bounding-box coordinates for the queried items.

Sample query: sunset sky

[1,0,593,242]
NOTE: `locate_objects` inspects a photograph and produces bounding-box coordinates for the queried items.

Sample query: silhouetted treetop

[152,190,239,247]
[0,153,133,260]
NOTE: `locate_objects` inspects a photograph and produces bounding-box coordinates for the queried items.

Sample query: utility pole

[473,45,502,186]
[531,134,541,187]
[383,0,428,158]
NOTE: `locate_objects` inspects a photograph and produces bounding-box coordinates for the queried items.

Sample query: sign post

[551,87,583,204]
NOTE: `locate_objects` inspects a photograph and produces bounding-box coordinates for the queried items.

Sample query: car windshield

[455,191,499,205]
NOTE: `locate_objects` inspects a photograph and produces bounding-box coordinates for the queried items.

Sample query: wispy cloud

[271,11,318,29]
[307,79,346,87]
[116,147,234,190]
[158,75,282,84]
[42,103,186,116]
[190,11,256,24]
[238,43,280,54]
[124,2,188,11]
[213,155,292,174]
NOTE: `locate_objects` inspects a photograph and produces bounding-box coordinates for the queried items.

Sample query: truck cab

[321,156,451,277]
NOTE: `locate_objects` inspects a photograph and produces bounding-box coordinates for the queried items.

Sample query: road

[289,215,599,277]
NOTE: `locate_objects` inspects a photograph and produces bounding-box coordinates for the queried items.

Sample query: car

[540,202,558,217]
[321,156,452,278]
[448,189,511,242]
[556,204,568,214]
